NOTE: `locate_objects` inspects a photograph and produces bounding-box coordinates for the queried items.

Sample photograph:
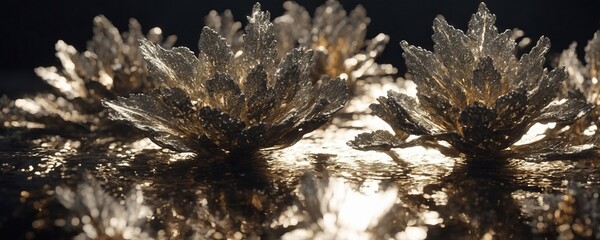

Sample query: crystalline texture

[349,3,594,158]
[104,3,349,155]
[203,9,244,54]
[273,0,396,91]
[1,16,176,131]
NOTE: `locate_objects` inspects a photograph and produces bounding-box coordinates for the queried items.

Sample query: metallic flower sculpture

[1,16,176,131]
[103,4,349,155]
[558,31,600,134]
[349,3,594,157]
[273,0,396,91]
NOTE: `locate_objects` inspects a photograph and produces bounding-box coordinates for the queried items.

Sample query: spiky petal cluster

[1,16,176,131]
[204,9,244,54]
[350,3,593,157]
[36,16,177,104]
[558,31,600,133]
[273,0,396,90]
[103,4,349,155]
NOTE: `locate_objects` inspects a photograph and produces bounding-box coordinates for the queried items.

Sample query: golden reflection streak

[280,175,400,240]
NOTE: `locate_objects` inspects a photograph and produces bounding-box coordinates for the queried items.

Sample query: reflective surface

[2,79,600,239]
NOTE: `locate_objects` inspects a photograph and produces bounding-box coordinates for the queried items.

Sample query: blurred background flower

[273,0,397,92]
[556,31,600,136]
[1,16,175,132]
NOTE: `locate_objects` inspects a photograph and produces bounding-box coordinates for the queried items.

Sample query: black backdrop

[1,0,599,96]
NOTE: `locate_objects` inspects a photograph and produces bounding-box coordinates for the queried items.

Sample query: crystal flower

[273,0,396,91]
[557,31,600,134]
[103,4,349,155]
[2,15,176,131]
[349,3,594,157]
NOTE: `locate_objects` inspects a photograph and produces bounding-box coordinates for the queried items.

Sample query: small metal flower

[103,3,349,155]
[349,3,594,157]
[557,31,600,134]
[273,0,396,91]
[1,16,176,131]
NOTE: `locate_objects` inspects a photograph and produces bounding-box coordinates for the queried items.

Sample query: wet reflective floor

[2,79,600,239]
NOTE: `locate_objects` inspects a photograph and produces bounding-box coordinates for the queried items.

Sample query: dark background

[1,0,599,96]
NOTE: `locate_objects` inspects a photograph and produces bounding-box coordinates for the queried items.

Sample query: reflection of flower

[1,16,175,131]
[520,182,600,239]
[55,174,153,239]
[104,4,349,155]
[558,31,600,134]
[350,3,594,157]
[280,173,399,240]
[274,0,396,91]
